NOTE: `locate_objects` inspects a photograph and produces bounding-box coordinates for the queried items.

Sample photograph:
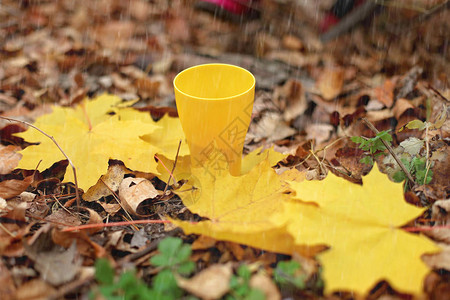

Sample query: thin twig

[52,195,77,218]
[154,154,176,186]
[61,219,170,232]
[0,223,16,237]
[362,118,416,185]
[164,139,182,193]
[0,116,81,210]
[99,178,138,231]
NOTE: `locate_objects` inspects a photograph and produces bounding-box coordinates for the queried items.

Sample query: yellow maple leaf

[141,114,190,158]
[272,165,439,295]
[171,156,315,255]
[156,146,287,184]
[116,108,189,159]
[16,94,161,191]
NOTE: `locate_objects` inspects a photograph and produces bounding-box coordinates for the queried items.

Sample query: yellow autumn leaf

[156,146,287,184]
[171,156,314,256]
[241,147,286,175]
[116,108,189,159]
[16,94,161,191]
[142,114,190,158]
[272,165,439,295]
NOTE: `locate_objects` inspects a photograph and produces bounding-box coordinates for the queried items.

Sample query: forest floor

[0,0,449,299]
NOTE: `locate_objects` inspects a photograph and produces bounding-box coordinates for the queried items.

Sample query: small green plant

[226,264,265,300]
[91,237,196,300]
[150,236,196,299]
[273,260,305,289]
[351,130,392,165]
[92,258,155,300]
[392,156,433,185]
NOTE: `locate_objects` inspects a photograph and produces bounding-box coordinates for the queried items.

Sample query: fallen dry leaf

[0,175,33,199]
[374,79,395,107]
[273,79,307,122]
[0,145,22,174]
[0,260,16,300]
[317,67,344,100]
[282,35,303,51]
[393,98,415,120]
[423,243,450,271]
[191,235,217,250]
[432,200,450,224]
[83,163,128,202]
[15,279,56,300]
[249,112,296,143]
[176,263,232,299]
[249,273,281,300]
[25,236,81,286]
[0,202,28,256]
[119,177,161,216]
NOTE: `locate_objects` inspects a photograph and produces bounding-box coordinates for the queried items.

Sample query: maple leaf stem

[154,154,176,188]
[403,224,450,232]
[0,116,81,211]
[361,118,416,185]
[80,102,93,131]
[164,139,182,193]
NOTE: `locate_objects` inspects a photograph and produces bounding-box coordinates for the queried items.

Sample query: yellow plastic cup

[174,63,255,176]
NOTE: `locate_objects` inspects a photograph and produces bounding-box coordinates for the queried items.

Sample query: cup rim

[173,63,256,101]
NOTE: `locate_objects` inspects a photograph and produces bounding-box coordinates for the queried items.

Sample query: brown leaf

[84,163,127,202]
[0,260,16,300]
[95,21,136,49]
[25,232,81,286]
[15,279,55,300]
[176,263,232,300]
[374,79,395,107]
[0,202,28,256]
[119,177,161,216]
[317,67,344,100]
[192,235,217,250]
[135,77,161,99]
[282,35,303,51]
[305,123,333,145]
[278,79,307,122]
[423,244,450,271]
[0,175,33,199]
[393,98,415,120]
[0,124,26,145]
[249,112,296,143]
[52,229,105,258]
[45,209,81,228]
[98,202,122,216]
[249,273,281,300]
[0,145,22,174]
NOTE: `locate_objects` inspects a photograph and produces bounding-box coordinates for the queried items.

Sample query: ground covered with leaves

[0,0,449,299]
